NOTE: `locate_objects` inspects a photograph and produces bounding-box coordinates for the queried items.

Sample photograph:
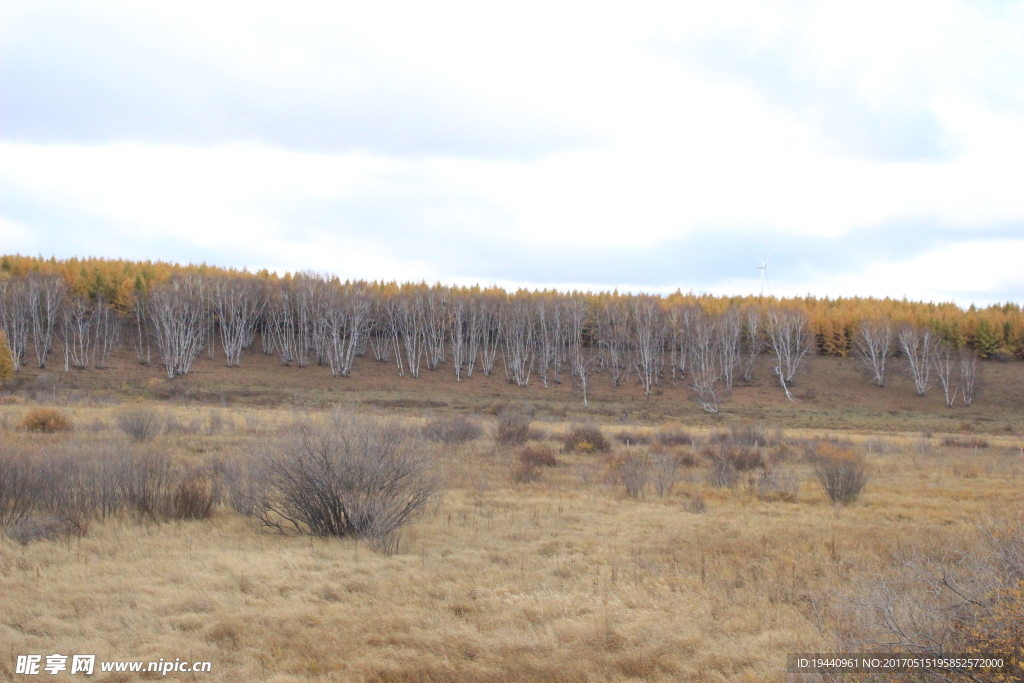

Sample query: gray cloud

[0,7,596,159]
[659,31,957,162]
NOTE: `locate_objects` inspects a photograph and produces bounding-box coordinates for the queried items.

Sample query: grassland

[1,349,1023,682]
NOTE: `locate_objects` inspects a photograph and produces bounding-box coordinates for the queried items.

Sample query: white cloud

[1,0,1023,305]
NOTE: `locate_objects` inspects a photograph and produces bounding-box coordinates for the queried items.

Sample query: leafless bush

[519,446,557,468]
[221,457,271,517]
[122,450,174,519]
[421,415,483,444]
[656,428,693,447]
[495,412,531,446]
[207,410,225,435]
[618,429,652,446]
[813,445,869,505]
[651,453,681,498]
[22,407,73,433]
[117,407,161,443]
[839,518,1024,679]
[0,449,36,527]
[755,468,799,502]
[614,455,649,498]
[173,472,215,520]
[511,455,542,483]
[564,424,611,453]
[707,451,739,489]
[685,495,707,514]
[254,413,438,554]
[710,423,772,447]
[941,436,990,449]
[6,515,75,544]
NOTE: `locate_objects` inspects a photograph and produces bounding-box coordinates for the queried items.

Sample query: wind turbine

[756,257,769,296]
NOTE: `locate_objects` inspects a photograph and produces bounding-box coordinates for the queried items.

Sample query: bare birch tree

[61,295,93,370]
[28,274,66,368]
[0,278,31,372]
[717,307,742,393]
[566,296,597,406]
[477,294,502,377]
[739,306,764,383]
[597,297,630,387]
[367,295,392,364]
[149,277,207,379]
[501,293,533,386]
[630,295,663,397]
[92,299,120,369]
[688,311,721,412]
[959,347,978,406]
[322,284,371,377]
[934,341,957,407]
[854,319,895,387]
[896,325,937,396]
[395,291,426,378]
[423,285,448,371]
[131,289,152,365]
[211,276,264,367]
[448,294,468,380]
[266,281,297,366]
[766,307,813,401]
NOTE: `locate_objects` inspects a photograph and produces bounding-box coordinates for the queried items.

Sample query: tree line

[0,259,995,410]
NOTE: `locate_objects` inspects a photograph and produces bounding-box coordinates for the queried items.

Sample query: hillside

[5,341,1021,436]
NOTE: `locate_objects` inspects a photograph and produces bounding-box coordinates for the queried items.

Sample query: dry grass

[1,403,1024,681]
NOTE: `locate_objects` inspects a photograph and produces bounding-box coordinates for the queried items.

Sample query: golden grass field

[2,390,1023,682]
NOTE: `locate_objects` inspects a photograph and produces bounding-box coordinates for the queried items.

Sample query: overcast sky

[1,0,1023,305]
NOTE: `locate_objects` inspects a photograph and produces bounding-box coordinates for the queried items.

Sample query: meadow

[1,350,1024,682]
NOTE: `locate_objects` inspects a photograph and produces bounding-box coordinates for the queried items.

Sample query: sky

[1,0,1023,305]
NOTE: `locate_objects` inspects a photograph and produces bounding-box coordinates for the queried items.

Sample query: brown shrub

[117,407,161,443]
[511,457,542,483]
[655,428,693,447]
[564,424,610,453]
[5,515,75,544]
[520,446,557,468]
[421,415,483,444]
[618,430,652,446]
[610,454,648,498]
[813,445,869,505]
[22,407,73,433]
[495,412,531,446]
[941,436,990,449]
[173,473,215,520]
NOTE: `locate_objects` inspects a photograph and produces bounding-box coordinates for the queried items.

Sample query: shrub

[512,455,542,483]
[564,424,611,453]
[813,445,869,505]
[117,407,161,443]
[618,430,652,446]
[612,455,649,498]
[5,515,74,544]
[710,424,771,447]
[422,415,483,444]
[707,454,738,489]
[0,450,36,527]
[255,413,438,554]
[941,436,990,449]
[685,495,707,514]
[173,472,215,520]
[656,428,693,447]
[651,453,681,498]
[756,468,799,502]
[520,446,557,468]
[22,407,73,433]
[496,412,531,446]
